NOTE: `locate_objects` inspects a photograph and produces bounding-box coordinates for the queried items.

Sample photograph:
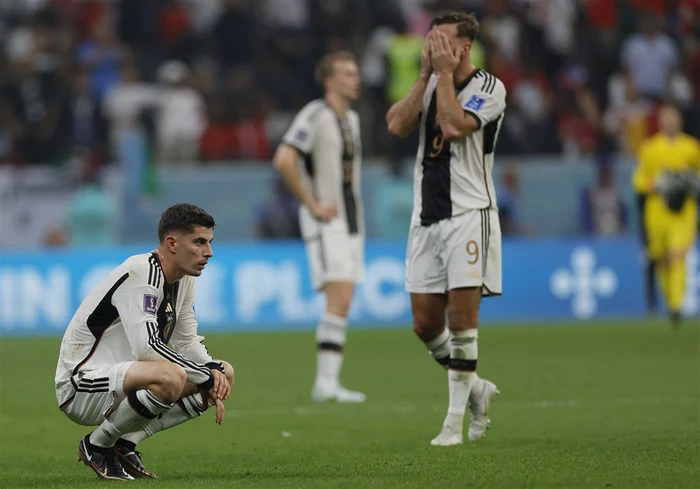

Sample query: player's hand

[420,33,434,77]
[311,203,338,222]
[206,389,225,425]
[430,31,461,75]
[210,368,230,401]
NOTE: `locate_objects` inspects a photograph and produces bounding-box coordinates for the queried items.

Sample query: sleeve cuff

[463,110,482,129]
[282,141,308,155]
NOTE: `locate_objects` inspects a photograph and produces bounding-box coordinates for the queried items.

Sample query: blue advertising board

[1,239,698,336]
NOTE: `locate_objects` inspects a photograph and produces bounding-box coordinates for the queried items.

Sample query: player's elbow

[442,126,468,142]
[387,119,410,139]
[272,149,294,172]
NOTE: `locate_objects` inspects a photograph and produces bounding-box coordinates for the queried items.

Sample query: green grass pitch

[1,321,698,488]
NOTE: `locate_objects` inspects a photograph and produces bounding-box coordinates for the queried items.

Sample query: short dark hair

[430,12,480,40]
[157,203,215,242]
[314,51,357,86]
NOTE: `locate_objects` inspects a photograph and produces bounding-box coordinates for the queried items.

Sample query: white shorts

[405,208,502,295]
[61,361,134,426]
[302,216,364,290]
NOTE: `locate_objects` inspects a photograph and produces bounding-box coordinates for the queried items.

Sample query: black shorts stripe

[78,376,109,384]
[480,210,487,276]
[317,234,327,272]
[76,387,110,393]
[59,395,75,410]
[78,381,109,389]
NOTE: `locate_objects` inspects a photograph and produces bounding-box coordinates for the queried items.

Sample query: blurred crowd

[1,0,698,169]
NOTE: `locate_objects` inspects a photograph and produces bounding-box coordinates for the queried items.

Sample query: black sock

[115,438,137,452]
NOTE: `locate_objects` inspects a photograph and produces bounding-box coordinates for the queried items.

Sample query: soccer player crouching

[54,204,233,480]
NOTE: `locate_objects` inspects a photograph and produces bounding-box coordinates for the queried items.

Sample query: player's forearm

[386,74,430,138]
[435,73,472,140]
[275,161,317,209]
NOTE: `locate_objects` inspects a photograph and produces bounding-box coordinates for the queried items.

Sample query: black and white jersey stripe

[148,254,163,288]
[145,321,210,377]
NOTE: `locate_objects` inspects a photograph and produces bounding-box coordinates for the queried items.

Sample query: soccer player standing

[273,52,366,403]
[386,12,503,446]
[55,204,233,480]
[633,104,700,327]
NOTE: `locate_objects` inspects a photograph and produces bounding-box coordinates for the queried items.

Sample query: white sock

[89,390,172,448]
[445,329,479,428]
[314,312,347,391]
[121,393,207,445]
[424,328,451,368]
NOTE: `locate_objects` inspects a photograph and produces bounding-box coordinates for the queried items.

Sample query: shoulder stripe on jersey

[481,73,496,94]
[148,255,163,288]
[480,73,490,92]
[307,99,327,123]
[146,321,210,376]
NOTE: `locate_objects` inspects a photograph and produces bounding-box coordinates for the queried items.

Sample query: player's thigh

[63,361,134,426]
[405,223,446,293]
[121,360,187,398]
[644,205,668,260]
[668,208,698,258]
[305,221,358,292]
[410,292,448,339]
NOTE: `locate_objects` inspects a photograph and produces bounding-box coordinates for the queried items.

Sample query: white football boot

[467,379,500,442]
[311,385,367,403]
[430,422,463,446]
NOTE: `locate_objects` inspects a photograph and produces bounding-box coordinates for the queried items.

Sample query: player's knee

[324,283,354,317]
[447,309,478,331]
[156,364,187,403]
[668,249,687,263]
[220,360,235,386]
[412,313,442,341]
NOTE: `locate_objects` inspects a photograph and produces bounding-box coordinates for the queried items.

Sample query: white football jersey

[282,99,364,238]
[54,252,214,408]
[411,70,506,226]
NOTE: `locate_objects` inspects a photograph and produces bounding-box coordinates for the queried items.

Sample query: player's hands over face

[429,31,462,75]
[311,202,338,222]
[206,390,225,425]
[210,368,230,401]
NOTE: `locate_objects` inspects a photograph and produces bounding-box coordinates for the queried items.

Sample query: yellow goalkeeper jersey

[633,132,700,197]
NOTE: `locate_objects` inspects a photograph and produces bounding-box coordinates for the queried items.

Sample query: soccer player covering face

[633,104,700,327]
[55,204,233,480]
[273,52,366,403]
[386,12,505,446]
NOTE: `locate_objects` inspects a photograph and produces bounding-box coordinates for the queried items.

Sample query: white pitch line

[227,396,697,418]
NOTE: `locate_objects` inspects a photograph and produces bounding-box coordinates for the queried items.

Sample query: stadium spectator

[0,0,697,164]
[621,15,679,101]
[579,155,628,236]
[154,60,206,164]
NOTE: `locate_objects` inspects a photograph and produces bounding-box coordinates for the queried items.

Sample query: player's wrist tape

[205,361,225,373]
[197,374,215,391]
